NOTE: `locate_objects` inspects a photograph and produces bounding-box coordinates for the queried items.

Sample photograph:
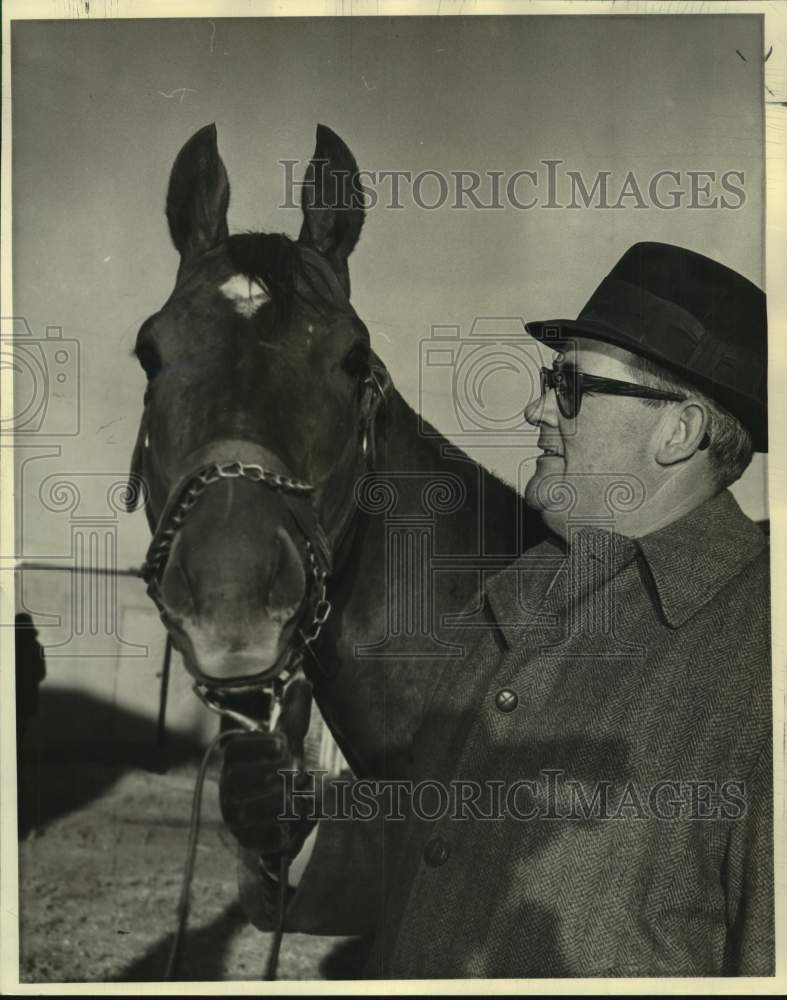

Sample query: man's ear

[298,124,365,297]
[655,401,710,465]
[166,124,230,267]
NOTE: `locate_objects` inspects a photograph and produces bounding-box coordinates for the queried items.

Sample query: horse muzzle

[140,439,332,691]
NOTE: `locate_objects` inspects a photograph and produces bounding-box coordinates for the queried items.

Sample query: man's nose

[525,383,559,427]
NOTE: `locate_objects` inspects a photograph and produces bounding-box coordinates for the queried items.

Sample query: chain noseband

[140,362,390,716]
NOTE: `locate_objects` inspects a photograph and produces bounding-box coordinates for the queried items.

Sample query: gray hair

[625,354,754,489]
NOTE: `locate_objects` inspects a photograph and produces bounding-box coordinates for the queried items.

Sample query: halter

[139,358,391,722]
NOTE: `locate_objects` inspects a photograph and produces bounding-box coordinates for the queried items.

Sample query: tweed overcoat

[240,489,774,978]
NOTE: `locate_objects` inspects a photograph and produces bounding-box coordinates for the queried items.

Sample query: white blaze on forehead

[219,274,271,318]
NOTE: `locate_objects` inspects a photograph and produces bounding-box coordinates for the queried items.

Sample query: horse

[126,123,548,779]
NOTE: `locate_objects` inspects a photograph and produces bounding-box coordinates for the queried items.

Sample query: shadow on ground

[115,903,369,982]
[17,686,205,836]
[16,687,370,982]
[115,902,249,982]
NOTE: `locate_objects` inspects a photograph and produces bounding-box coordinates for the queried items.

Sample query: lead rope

[165,728,240,980]
[264,854,290,981]
[164,724,290,982]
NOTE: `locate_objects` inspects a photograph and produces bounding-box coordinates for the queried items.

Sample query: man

[15,612,47,838]
[219,242,773,977]
[15,613,46,755]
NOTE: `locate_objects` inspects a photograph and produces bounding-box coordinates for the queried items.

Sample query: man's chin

[524,478,544,513]
[525,466,571,510]
[524,468,573,541]
[538,508,569,541]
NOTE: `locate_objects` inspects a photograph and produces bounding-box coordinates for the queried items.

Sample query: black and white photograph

[1,0,784,990]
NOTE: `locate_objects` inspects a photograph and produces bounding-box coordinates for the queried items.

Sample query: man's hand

[219,677,315,857]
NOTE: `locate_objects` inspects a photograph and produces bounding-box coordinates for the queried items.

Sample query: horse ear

[298,124,365,296]
[166,124,230,264]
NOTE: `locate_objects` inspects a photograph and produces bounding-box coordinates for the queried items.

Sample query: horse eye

[136,341,162,380]
[342,340,369,376]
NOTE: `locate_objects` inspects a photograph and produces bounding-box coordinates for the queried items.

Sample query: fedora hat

[526,242,768,451]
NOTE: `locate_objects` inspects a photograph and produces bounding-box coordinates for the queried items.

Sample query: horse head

[127,124,385,689]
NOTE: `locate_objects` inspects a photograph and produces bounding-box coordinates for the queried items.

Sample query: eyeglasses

[539,363,710,450]
[539,363,689,419]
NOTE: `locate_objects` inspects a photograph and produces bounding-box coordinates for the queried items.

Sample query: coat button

[495,688,518,712]
[423,835,450,867]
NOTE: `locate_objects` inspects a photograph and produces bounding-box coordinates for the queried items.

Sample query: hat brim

[525,319,768,452]
[526,317,672,358]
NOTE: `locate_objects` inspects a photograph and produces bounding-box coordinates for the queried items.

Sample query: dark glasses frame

[540,364,685,418]
[540,363,710,449]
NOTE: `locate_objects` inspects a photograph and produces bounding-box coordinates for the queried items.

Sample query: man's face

[524,338,665,539]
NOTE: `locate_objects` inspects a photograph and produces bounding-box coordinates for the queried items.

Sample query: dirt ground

[16,744,365,984]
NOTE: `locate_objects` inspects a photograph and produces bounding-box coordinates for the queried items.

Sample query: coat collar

[634,488,767,628]
[485,489,766,643]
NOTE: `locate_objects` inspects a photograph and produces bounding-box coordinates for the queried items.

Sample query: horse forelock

[226,231,344,324]
[226,232,300,321]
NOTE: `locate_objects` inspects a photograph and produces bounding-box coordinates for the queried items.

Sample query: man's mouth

[538,443,563,457]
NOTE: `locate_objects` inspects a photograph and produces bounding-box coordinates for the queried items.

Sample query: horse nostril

[268,527,306,613]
